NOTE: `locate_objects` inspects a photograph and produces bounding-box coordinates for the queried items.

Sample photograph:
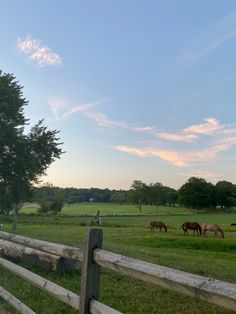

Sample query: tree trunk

[12,204,20,230]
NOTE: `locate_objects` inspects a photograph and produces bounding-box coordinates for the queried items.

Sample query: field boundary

[0,230,236,313]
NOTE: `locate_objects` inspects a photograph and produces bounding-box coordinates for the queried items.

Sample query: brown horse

[182,221,202,236]
[201,223,224,238]
[149,221,167,232]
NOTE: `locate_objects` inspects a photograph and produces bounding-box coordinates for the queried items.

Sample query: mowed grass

[21,202,193,215]
[0,205,236,313]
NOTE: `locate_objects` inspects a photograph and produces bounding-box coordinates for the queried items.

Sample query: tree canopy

[0,71,63,228]
[178,177,216,211]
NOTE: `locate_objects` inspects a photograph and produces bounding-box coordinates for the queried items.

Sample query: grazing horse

[182,221,202,236]
[201,223,224,238]
[149,221,167,232]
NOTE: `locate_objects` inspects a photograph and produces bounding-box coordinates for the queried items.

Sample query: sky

[1,1,236,190]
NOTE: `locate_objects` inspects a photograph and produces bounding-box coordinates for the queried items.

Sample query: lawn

[21,202,193,215]
[0,204,236,313]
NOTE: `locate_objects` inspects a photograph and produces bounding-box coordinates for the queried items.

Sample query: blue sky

[1,1,236,189]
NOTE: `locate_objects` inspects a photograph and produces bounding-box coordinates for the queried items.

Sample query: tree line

[31,177,236,213]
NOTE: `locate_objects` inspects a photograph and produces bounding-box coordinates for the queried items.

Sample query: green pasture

[0,205,236,313]
[21,202,193,215]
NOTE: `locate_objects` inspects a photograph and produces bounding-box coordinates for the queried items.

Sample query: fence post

[79,228,103,314]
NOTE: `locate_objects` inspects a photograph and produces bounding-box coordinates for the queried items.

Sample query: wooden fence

[0,229,236,313]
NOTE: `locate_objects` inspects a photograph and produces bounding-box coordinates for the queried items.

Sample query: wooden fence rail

[0,229,236,313]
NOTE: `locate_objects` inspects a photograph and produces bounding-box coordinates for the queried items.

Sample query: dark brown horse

[182,221,201,236]
[149,221,167,232]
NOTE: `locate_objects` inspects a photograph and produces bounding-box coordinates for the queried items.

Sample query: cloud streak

[183,118,221,135]
[113,140,232,168]
[182,12,236,65]
[84,112,128,128]
[48,98,97,120]
[17,35,62,67]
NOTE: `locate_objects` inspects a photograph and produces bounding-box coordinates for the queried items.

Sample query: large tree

[178,177,215,211]
[215,181,236,211]
[0,71,63,228]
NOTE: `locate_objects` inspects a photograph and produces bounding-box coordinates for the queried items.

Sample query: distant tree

[37,199,50,214]
[165,188,178,206]
[147,183,161,206]
[178,177,215,211]
[129,180,147,211]
[110,190,128,204]
[50,189,64,215]
[215,181,236,211]
[146,183,177,206]
[0,71,63,228]
[36,185,64,215]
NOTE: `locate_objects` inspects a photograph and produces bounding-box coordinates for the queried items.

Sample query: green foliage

[215,181,236,211]
[37,199,50,214]
[36,185,65,215]
[178,177,216,210]
[0,71,63,228]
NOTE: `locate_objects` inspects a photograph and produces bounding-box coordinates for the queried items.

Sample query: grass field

[0,204,236,313]
[21,202,194,215]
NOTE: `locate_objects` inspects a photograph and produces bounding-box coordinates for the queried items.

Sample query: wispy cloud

[84,112,128,128]
[110,117,236,167]
[17,35,62,67]
[183,118,221,135]
[182,12,236,65]
[113,140,232,168]
[48,98,96,120]
[132,126,156,133]
[157,132,198,142]
[152,118,221,143]
[113,145,189,167]
[179,169,221,179]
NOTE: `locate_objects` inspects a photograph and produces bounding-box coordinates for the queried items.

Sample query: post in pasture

[79,228,103,314]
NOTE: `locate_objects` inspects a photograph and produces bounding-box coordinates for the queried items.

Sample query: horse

[182,221,202,236]
[149,221,167,232]
[201,223,224,239]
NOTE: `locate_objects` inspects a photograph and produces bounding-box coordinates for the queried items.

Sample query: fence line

[0,231,83,261]
[93,248,236,311]
[0,230,236,313]
[0,257,81,310]
[0,286,36,314]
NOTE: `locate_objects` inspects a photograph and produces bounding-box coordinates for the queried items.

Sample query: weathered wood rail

[0,229,236,313]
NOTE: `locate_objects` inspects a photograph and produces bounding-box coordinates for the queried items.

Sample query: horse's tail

[164,224,167,232]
